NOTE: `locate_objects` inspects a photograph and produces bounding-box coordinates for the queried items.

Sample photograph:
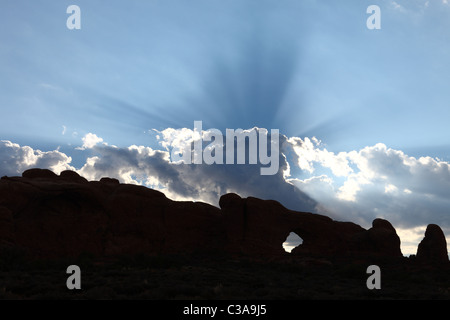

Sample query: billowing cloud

[286,139,450,229]
[0,140,74,176]
[77,128,317,212]
[78,133,104,150]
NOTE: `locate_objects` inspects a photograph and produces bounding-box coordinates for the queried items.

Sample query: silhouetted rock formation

[0,169,224,259]
[60,170,88,183]
[350,218,402,258]
[0,206,13,246]
[22,168,58,179]
[220,193,402,258]
[416,224,449,265]
[0,169,446,264]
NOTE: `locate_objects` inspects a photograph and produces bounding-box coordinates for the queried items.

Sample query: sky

[1,0,450,255]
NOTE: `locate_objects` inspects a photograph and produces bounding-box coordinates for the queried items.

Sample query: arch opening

[282,232,303,253]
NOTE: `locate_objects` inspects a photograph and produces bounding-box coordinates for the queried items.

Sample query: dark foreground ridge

[1,168,448,262]
[0,168,449,299]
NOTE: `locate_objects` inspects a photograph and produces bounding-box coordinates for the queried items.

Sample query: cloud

[283,138,450,255]
[285,138,450,230]
[77,128,317,212]
[77,133,104,150]
[388,0,449,15]
[0,140,74,176]
[39,82,60,91]
[286,136,353,177]
[391,1,404,11]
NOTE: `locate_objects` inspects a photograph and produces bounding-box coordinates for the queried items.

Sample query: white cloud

[396,226,427,256]
[76,128,317,212]
[286,138,450,231]
[39,82,60,91]
[388,0,441,16]
[284,136,450,255]
[156,127,196,155]
[77,133,104,150]
[286,137,353,176]
[0,140,74,176]
[384,183,398,194]
[389,1,410,13]
[391,1,403,10]
[336,174,371,202]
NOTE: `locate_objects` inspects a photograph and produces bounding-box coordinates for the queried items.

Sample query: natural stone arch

[282,231,303,253]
